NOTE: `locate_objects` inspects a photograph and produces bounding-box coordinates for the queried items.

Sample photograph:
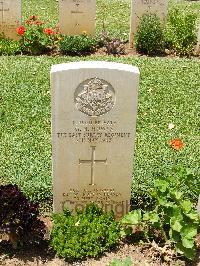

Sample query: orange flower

[16,26,26,35]
[169,138,184,150]
[26,20,31,25]
[43,28,54,35]
[29,15,37,21]
[35,20,44,26]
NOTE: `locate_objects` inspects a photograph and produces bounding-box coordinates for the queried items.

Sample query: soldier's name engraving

[73,120,117,131]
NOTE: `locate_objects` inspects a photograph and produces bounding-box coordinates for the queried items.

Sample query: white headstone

[129,0,168,47]
[51,61,140,219]
[196,24,200,53]
[0,0,21,40]
[59,0,96,36]
[197,195,200,214]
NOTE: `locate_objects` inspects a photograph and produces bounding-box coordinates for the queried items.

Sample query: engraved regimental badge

[74,77,116,117]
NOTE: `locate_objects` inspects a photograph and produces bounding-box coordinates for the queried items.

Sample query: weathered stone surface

[59,0,96,35]
[51,61,140,218]
[0,0,21,40]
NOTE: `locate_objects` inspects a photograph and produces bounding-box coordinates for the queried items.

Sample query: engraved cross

[79,146,107,186]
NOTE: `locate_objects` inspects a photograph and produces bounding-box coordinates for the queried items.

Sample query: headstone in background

[195,24,200,54]
[0,0,21,40]
[129,0,168,47]
[51,61,140,219]
[197,195,200,214]
[59,0,96,35]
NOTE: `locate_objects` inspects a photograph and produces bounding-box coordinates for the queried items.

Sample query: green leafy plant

[50,203,120,260]
[17,15,60,55]
[0,184,46,248]
[121,176,200,260]
[171,166,200,202]
[165,8,197,55]
[0,36,21,55]
[135,13,165,55]
[108,257,133,266]
[59,34,98,55]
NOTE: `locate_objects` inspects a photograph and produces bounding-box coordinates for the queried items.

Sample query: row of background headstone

[0,0,168,42]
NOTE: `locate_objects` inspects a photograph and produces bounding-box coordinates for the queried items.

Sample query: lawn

[0,0,200,207]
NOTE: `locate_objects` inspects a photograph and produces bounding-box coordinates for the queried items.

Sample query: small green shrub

[0,184,45,248]
[165,8,197,55]
[121,176,200,260]
[135,13,165,55]
[17,15,60,55]
[50,203,120,260]
[59,34,97,55]
[0,37,21,55]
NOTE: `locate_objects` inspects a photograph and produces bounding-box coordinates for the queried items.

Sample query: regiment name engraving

[57,120,131,143]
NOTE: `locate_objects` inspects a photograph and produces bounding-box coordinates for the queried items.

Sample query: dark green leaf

[175,242,196,260]
[169,229,180,242]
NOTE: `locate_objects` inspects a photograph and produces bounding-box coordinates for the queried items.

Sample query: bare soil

[86,42,199,58]
[0,216,200,266]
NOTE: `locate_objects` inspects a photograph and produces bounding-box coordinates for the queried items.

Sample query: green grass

[170,0,200,17]
[22,0,59,24]
[0,56,199,204]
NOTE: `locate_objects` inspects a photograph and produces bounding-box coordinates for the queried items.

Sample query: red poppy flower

[169,138,184,150]
[43,28,54,35]
[16,26,26,36]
